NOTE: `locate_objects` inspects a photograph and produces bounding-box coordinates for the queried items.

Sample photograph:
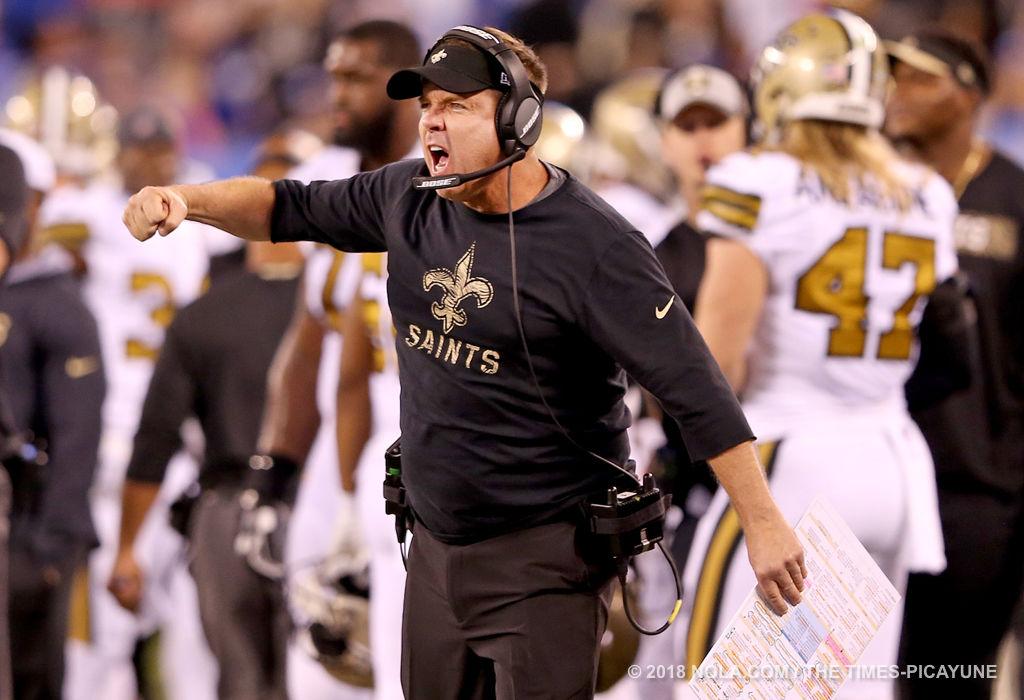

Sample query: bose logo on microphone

[520,105,540,139]
[416,176,459,189]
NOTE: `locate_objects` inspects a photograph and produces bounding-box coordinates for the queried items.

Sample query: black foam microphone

[411,149,525,190]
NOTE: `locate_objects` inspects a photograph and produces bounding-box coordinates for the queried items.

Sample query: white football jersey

[39,182,210,438]
[596,181,683,248]
[358,253,397,377]
[357,254,401,431]
[286,145,363,421]
[697,150,958,436]
[288,145,362,332]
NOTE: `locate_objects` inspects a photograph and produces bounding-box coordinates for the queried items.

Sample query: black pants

[7,528,80,700]
[401,519,616,699]
[189,489,290,700]
[898,487,1024,699]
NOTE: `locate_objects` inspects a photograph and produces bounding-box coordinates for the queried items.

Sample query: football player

[42,107,215,700]
[681,11,958,699]
[885,30,1024,700]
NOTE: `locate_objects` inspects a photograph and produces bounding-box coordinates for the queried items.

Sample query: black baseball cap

[886,31,991,94]
[387,43,508,100]
[0,144,28,259]
[118,106,176,147]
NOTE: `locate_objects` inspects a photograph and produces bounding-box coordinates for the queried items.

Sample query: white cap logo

[430,49,448,64]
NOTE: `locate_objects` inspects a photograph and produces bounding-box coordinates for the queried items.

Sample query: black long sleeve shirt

[271,159,753,543]
[0,263,104,561]
[126,270,299,484]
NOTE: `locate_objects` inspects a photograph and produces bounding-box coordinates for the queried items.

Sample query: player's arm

[110,322,197,611]
[693,238,767,393]
[336,287,374,494]
[706,441,805,613]
[36,292,105,575]
[257,281,325,463]
[123,177,275,242]
[579,231,803,615]
[108,481,160,612]
[123,166,397,251]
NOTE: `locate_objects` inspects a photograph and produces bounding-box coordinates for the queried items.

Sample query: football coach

[122,25,805,699]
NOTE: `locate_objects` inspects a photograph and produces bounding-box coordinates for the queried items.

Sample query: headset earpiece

[432,25,544,157]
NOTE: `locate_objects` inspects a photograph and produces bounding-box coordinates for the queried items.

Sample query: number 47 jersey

[697,150,959,436]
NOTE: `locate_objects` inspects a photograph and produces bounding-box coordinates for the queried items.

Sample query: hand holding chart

[689,497,901,699]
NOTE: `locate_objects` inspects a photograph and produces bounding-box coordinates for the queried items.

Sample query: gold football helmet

[4,66,118,177]
[750,9,888,142]
[534,101,590,180]
[589,69,675,202]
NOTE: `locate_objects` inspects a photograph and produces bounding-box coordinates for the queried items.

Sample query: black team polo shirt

[272,158,753,543]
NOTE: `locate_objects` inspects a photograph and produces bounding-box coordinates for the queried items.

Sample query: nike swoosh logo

[65,356,99,379]
[655,296,675,320]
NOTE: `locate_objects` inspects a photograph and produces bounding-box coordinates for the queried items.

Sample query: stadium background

[1,0,1021,177]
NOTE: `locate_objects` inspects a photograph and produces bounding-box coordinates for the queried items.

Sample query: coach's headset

[386,26,682,637]
[386,25,544,190]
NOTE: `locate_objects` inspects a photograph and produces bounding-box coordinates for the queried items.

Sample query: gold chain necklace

[952,139,988,198]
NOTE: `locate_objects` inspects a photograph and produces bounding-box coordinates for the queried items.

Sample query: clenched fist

[122,186,188,241]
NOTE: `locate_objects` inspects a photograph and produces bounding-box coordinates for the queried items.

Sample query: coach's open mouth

[428,145,450,174]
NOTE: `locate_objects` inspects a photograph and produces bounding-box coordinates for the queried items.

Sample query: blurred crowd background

[2,0,1023,177]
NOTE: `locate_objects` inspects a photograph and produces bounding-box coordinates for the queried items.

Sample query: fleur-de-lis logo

[422,243,493,333]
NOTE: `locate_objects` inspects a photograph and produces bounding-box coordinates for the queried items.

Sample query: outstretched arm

[257,282,326,463]
[693,238,767,393]
[336,289,374,494]
[123,177,275,242]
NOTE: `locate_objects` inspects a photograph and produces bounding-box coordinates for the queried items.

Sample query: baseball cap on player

[657,65,748,122]
[386,44,507,99]
[118,106,176,147]
[886,31,991,94]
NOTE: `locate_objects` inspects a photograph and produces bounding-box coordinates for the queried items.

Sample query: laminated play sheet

[689,497,901,699]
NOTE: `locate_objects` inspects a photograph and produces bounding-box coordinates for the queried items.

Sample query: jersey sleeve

[125,316,195,484]
[37,185,92,252]
[696,152,796,268]
[36,288,105,559]
[270,160,417,252]
[577,230,754,461]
